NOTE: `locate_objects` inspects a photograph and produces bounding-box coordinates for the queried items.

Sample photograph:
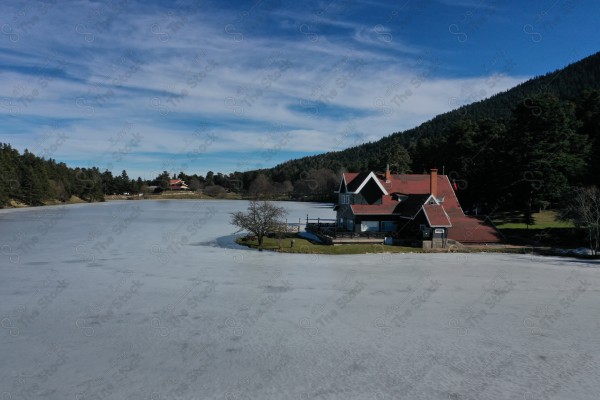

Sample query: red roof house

[168,179,189,190]
[334,166,502,246]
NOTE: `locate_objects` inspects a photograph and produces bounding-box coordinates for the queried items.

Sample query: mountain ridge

[270,51,600,175]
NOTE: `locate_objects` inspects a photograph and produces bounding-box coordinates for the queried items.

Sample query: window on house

[381,221,396,232]
[340,194,350,204]
[361,221,380,232]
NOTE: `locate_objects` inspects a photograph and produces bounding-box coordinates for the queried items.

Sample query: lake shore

[2,195,90,209]
[234,234,599,259]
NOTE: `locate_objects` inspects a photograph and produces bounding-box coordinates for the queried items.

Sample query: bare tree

[248,174,273,198]
[274,180,293,198]
[204,185,226,197]
[563,186,600,255]
[230,200,288,247]
[188,177,201,192]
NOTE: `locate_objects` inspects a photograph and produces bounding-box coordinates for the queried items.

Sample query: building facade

[334,167,501,245]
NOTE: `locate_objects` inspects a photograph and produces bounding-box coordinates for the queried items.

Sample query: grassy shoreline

[235,234,598,259]
[3,195,89,209]
[235,235,533,255]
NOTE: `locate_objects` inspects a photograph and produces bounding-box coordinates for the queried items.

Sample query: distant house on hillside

[333,166,502,248]
[169,179,189,190]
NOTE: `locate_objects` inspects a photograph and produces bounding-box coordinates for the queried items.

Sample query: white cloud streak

[0,0,528,176]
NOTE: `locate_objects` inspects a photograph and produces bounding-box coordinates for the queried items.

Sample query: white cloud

[0,0,530,176]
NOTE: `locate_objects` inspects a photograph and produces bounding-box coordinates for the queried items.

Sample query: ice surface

[1,200,599,399]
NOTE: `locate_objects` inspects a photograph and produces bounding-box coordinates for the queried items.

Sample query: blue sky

[1,0,598,179]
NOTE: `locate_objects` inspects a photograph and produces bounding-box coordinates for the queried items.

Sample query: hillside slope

[250,51,600,212]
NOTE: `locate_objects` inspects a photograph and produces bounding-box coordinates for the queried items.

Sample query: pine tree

[504,94,589,219]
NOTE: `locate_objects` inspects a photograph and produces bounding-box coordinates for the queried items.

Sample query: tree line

[0,144,342,207]
[0,144,153,206]
[0,144,107,206]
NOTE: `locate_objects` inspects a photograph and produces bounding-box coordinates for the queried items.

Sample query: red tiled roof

[384,174,442,195]
[446,214,503,243]
[422,204,451,227]
[344,173,360,185]
[344,173,447,196]
[340,172,361,192]
[351,203,399,215]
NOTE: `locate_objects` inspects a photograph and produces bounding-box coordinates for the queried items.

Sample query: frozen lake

[1,200,599,399]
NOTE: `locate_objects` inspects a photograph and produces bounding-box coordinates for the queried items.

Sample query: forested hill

[268,51,600,174]
[256,51,600,213]
[394,50,600,147]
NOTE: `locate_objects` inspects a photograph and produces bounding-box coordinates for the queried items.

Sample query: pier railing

[305,216,387,239]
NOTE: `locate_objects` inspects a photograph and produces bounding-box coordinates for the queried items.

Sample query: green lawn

[235,236,534,255]
[493,210,574,229]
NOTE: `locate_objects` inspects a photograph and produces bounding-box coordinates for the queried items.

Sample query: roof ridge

[443,175,465,216]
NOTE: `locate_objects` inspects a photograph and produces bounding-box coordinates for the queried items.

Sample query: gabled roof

[344,171,388,195]
[353,172,389,195]
[345,172,368,192]
[395,194,430,218]
[336,172,358,193]
[422,204,452,227]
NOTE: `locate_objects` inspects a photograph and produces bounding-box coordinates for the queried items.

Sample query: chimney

[385,163,391,183]
[430,168,438,198]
